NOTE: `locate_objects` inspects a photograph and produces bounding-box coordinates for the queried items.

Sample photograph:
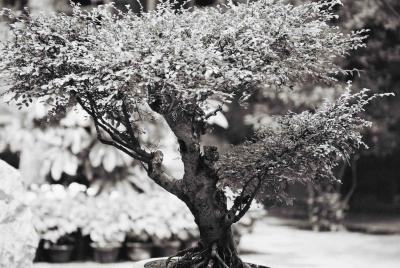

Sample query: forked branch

[226,174,263,225]
[72,93,183,197]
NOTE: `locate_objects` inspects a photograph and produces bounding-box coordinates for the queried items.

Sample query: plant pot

[151,240,181,257]
[91,243,121,263]
[46,244,74,263]
[126,242,153,261]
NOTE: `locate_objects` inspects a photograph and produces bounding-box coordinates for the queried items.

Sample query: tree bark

[142,105,246,267]
[180,182,244,267]
[193,204,243,267]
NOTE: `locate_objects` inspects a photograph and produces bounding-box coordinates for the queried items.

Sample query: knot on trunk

[150,150,164,175]
[203,146,219,163]
[151,150,163,164]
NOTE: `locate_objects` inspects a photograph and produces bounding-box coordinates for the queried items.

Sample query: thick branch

[226,173,263,224]
[164,117,202,185]
[145,150,183,197]
[232,179,261,223]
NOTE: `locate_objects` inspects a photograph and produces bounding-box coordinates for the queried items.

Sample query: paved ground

[240,218,400,268]
[34,217,400,268]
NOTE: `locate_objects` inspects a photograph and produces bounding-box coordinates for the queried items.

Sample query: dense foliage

[1,1,366,118]
[218,86,392,206]
[1,0,372,196]
[0,1,390,266]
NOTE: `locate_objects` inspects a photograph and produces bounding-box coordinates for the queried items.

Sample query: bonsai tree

[0,1,391,267]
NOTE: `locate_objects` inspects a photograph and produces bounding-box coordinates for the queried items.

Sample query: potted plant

[83,194,129,263]
[90,236,125,263]
[29,184,80,263]
[125,232,153,261]
[43,236,76,263]
[124,192,198,258]
[154,197,198,258]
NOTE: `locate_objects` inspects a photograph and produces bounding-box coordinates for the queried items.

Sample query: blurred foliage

[339,0,400,156]
[283,0,400,156]
[307,183,346,231]
[0,103,135,186]
[27,183,264,246]
[26,183,198,246]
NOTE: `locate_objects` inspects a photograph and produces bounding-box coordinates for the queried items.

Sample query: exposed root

[192,259,208,268]
[166,245,201,267]
[238,258,252,268]
[164,241,249,268]
[211,243,229,268]
[226,246,233,264]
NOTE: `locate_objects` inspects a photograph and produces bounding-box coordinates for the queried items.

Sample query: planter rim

[126,241,154,246]
[46,244,74,250]
[90,242,122,249]
[153,240,181,246]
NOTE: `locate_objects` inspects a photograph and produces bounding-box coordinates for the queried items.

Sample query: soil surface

[144,259,269,268]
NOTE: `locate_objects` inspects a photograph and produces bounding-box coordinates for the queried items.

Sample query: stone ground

[34,217,400,268]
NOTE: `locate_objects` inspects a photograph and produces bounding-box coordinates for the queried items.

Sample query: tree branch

[119,98,152,159]
[74,92,152,161]
[121,99,139,146]
[92,117,149,162]
[86,96,134,148]
[226,172,264,225]
[203,105,223,120]
[75,94,131,148]
[146,150,183,197]
[232,177,262,223]
[226,133,312,225]
[73,93,183,197]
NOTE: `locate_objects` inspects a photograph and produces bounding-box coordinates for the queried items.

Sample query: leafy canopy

[0,0,390,206]
[218,85,392,206]
[1,0,366,119]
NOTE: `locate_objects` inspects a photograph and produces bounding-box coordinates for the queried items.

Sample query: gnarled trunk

[196,220,242,268]
[177,173,245,268]
[159,113,246,267]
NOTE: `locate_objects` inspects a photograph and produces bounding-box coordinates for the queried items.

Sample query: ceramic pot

[46,244,74,263]
[126,242,153,261]
[91,243,121,263]
[151,240,181,257]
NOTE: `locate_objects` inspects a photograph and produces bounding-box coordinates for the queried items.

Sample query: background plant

[27,183,87,244]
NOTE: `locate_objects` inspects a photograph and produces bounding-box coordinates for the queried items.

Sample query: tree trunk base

[144,225,264,268]
[144,259,270,268]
